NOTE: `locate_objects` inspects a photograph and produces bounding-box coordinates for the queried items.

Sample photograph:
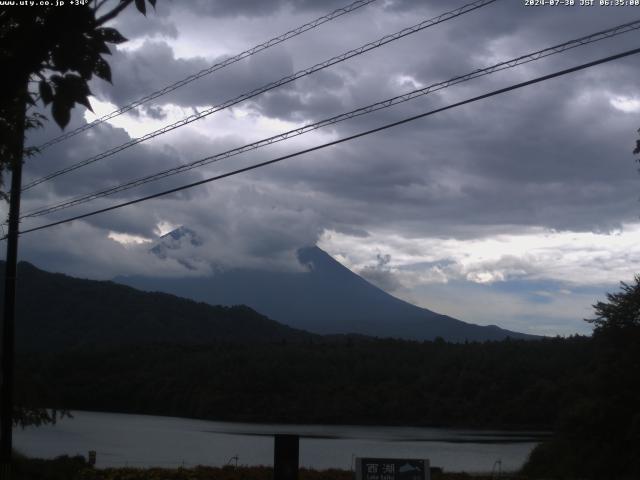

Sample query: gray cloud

[357,252,405,292]
[171,0,359,18]
[15,0,640,299]
[89,40,295,110]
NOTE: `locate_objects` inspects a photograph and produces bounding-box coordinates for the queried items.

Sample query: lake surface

[14,411,544,473]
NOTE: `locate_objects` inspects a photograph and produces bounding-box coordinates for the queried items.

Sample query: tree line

[17,336,592,430]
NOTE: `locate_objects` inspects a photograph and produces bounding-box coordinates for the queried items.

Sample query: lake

[14,411,544,473]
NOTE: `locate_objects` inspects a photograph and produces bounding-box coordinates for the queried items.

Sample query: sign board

[356,458,430,480]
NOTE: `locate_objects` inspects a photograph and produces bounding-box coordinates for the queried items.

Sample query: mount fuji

[115,227,537,342]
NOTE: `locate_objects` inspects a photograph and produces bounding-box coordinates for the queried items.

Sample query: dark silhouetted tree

[589,275,640,331]
[524,278,640,479]
[0,0,156,193]
[0,0,157,429]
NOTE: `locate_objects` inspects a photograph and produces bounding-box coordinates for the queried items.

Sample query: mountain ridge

[0,260,315,352]
[118,237,537,341]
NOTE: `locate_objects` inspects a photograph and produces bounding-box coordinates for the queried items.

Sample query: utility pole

[0,76,27,480]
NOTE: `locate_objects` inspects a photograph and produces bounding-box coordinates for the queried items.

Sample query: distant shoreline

[37,408,555,435]
[15,410,540,472]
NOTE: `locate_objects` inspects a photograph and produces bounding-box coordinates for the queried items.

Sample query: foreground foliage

[13,454,89,480]
[79,466,351,480]
[0,0,157,193]
[523,278,640,479]
[1,0,156,431]
[78,467,526,480]
[12,456,527,480]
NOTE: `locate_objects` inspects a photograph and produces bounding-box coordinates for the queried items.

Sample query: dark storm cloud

[247,69,348,121]
[243,74,639,236]
[174,0,357,18]
[357,253,405,292]
[90,40,295,109]
[108,0,177,39]
[112,10,177,40]
[16,0,640,284]
[18,174,327,279]
[23,112,202,198]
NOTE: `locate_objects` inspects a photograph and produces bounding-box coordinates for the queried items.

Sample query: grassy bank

[12,455,528,480]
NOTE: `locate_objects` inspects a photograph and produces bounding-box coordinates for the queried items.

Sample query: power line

[21,19,640,219]
[33,0,379,151]
[25,0,496,189]
[13,46,640,238]
[22,0,499,191]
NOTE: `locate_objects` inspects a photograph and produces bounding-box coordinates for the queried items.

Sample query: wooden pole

[0,77,27,480]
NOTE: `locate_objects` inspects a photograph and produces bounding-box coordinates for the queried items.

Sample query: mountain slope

[0,261,314,352]
[117,245,537,341]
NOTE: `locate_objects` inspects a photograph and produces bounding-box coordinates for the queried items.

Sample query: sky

[6,0,640,336]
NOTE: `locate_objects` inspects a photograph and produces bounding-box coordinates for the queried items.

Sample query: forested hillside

[18,336,591,429]
[0,261,314,352]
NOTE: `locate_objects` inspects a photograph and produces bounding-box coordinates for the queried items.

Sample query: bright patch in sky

[84,99,215,139]
[154,221,179,236]
[108,232,152,246]
[320,223,640,287]
[609,95,640,113]
[394,74,424,90]
[84,99,336,151]
[320,225,640,335]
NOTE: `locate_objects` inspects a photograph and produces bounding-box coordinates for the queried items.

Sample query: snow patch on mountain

[149,226,205,271]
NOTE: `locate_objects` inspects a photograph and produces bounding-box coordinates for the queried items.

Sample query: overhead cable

[13,46,640,238]
[21,18,640,219]
[22,0,499,191]
[34,0,380,151]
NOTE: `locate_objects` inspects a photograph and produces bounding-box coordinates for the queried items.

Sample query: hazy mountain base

[118,246,537,342]
[0,260,529,354]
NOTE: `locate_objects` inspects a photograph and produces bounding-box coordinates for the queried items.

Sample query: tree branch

[95,0,134,26]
